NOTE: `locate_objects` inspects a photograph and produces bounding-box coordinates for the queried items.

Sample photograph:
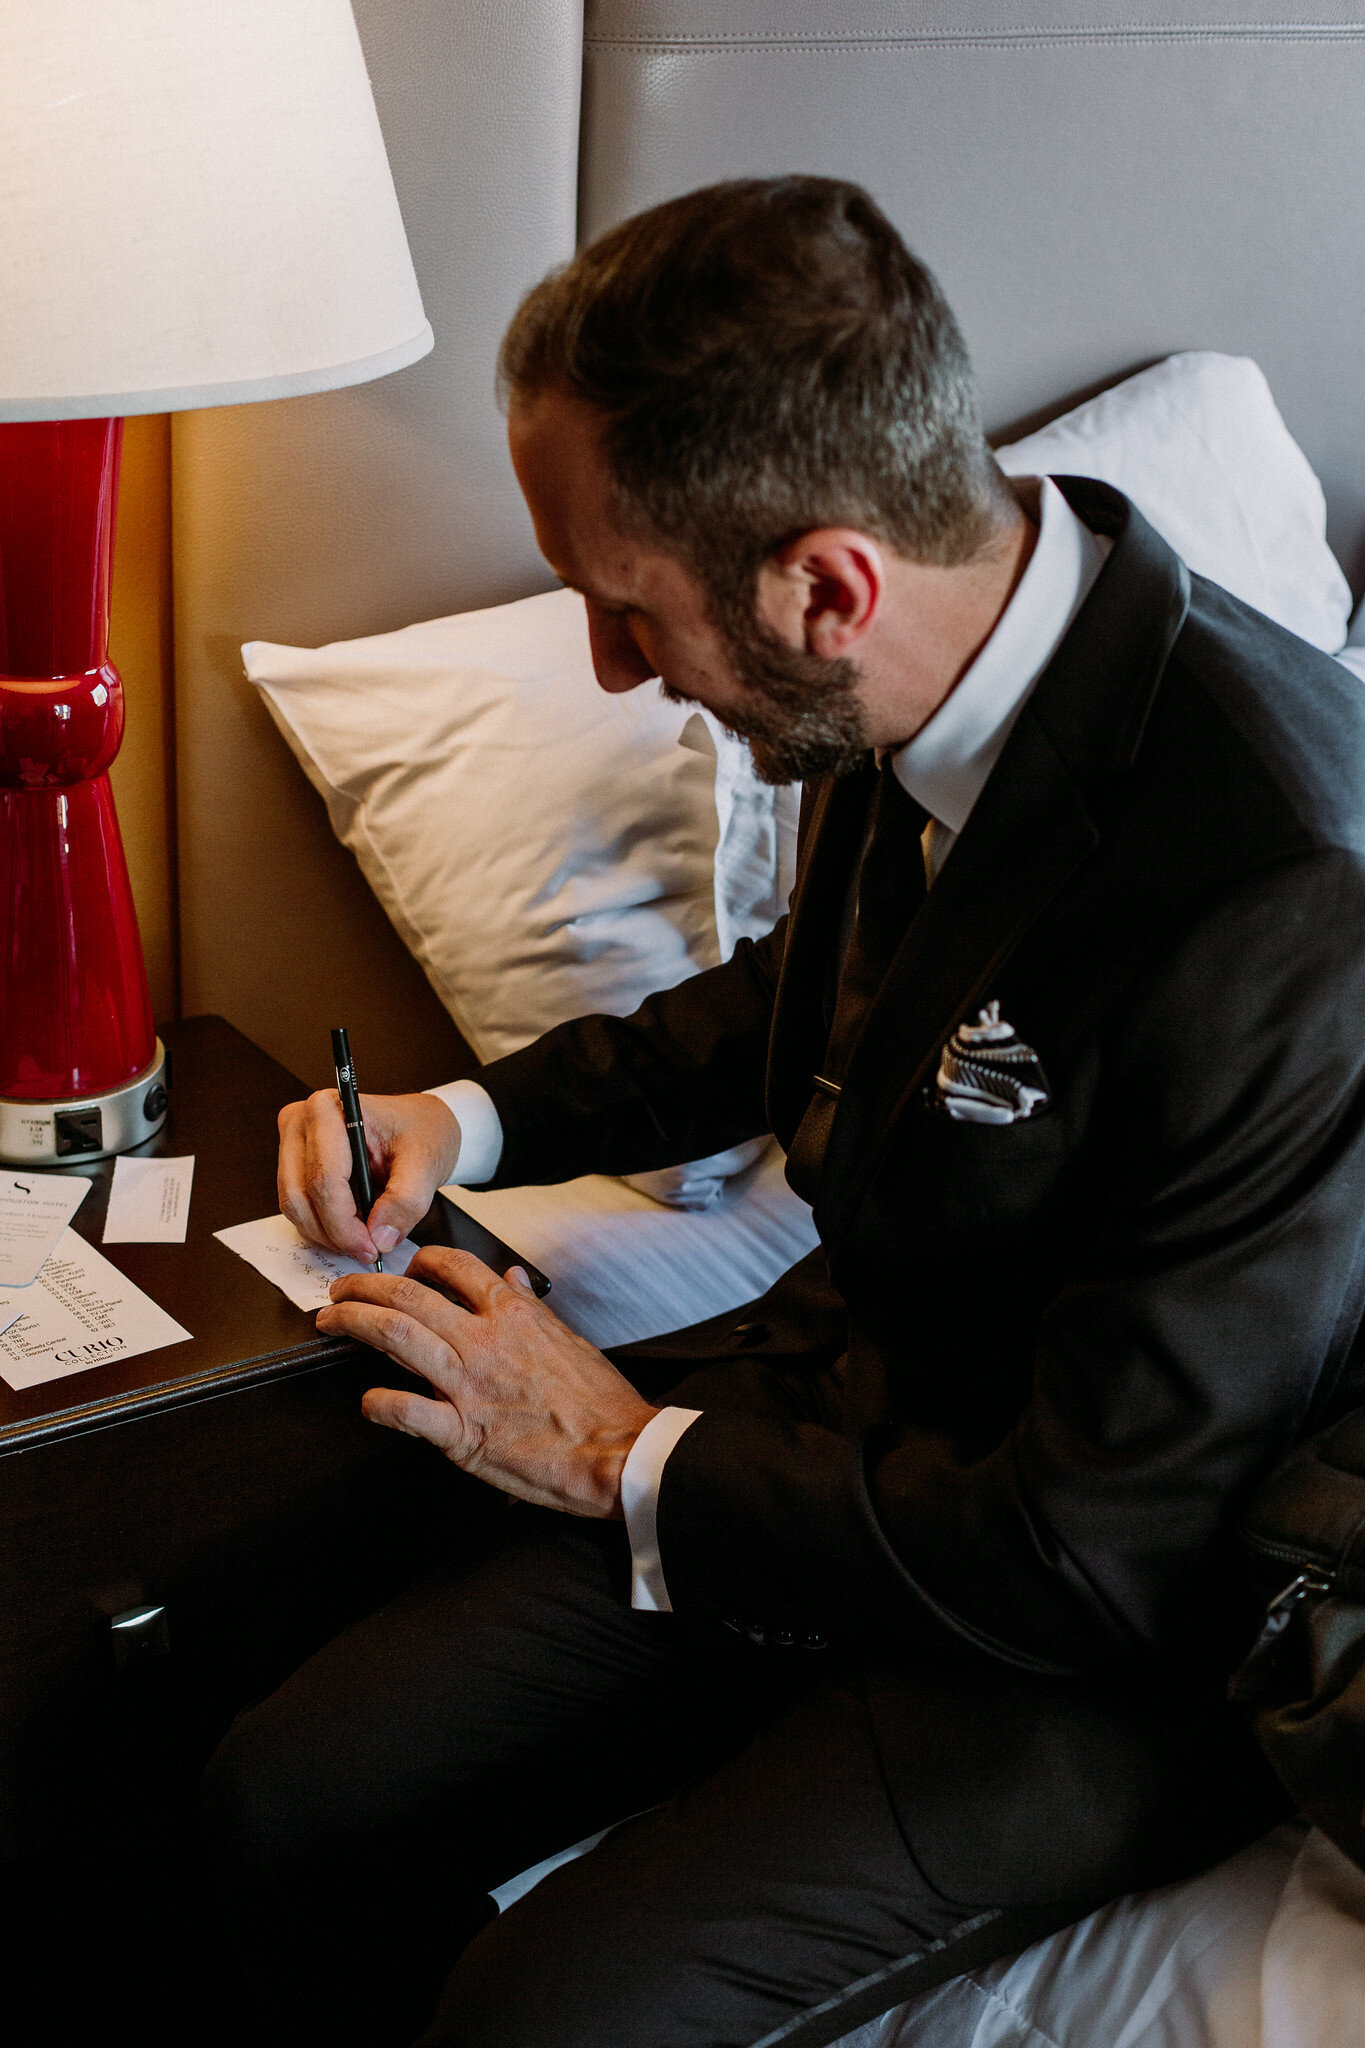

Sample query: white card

[214,1214,419,1313]
[0,1229,191,1391]
[103,1154,195,1244]
[0,1170,93,1287]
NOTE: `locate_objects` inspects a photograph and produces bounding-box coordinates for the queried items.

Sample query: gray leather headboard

[173,0,1365,1091]
[583,0,1365,580]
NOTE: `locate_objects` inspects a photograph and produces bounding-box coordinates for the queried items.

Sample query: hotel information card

[104,1154,196,1244]
[0,1170,93,1288]
[0,1229,192,1392]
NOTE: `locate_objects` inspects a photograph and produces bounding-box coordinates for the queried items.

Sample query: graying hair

[498,175,1013,613]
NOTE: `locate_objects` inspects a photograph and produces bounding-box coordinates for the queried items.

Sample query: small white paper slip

[214,1214,420,1313]
[103,1154,195,1244]
[0,1170,93,1287]
[0,1229,191,1391]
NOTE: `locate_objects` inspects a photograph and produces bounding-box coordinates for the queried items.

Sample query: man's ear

[754,529,886,658]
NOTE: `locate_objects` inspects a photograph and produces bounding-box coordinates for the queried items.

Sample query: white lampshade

[0,0,434,420]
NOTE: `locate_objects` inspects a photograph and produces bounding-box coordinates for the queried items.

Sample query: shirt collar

[890,477,1108,834]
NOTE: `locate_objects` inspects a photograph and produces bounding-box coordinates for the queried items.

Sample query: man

[207,178,1365,2046]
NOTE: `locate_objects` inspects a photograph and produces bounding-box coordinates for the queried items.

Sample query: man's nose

[586,607,658,694]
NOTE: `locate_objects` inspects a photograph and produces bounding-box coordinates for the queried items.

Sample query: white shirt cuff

[620,1406,703,1612]
[424,1078,505,1184]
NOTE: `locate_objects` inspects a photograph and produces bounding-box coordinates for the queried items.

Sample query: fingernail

[509,1266,532,1291]
[372,1225,400,1253]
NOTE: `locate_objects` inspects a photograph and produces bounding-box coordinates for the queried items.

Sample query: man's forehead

[511,395,617,539]
[508,388,705,615]
[508,384,608,468]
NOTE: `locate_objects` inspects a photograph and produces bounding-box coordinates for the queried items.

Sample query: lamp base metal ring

[0,1042,168,1167]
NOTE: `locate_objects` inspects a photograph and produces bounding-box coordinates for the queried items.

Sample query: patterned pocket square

[934,1002,1051,1124]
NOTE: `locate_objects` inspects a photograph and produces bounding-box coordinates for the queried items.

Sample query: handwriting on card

[214,1215,418,1312]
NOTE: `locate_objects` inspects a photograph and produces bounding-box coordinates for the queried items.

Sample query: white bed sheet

[442,1138,819,1350]
[852,1827,1301,2048]
[829,1823,1365,2048]
[494,1822,1365,2046]
[1260,1828,1365,2048]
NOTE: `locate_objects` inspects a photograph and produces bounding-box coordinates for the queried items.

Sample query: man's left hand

[316,1247,659,1517]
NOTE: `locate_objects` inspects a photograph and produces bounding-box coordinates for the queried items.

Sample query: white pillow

[681,708,800,961]
[246,587,721,1066]
[246,588,771,1213]
[997,351,1353,652]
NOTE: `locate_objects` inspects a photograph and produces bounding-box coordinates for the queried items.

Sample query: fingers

[405,1245,528,1314]
[361,1384,469,1458]
[363,1095,462,1253]
[278,1093,375,1260]
[365,1144,439,1254]
[277,1091,464,1260]
[316,1287,462,1385]
[277,1099,324,1243]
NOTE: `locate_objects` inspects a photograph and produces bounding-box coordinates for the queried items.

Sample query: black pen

[331,1026,382,1272]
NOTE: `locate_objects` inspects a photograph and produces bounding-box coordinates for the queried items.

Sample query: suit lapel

[815,713,1096,1247]
[811,478,1192,1250]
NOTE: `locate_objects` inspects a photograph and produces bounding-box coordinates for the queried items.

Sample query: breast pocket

[896,1088,1074,1248]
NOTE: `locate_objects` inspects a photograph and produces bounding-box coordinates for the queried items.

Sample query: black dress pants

[200,1319,1084,2048]
[203,1498,1063,2048]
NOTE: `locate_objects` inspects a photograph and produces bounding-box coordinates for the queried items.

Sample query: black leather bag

[1231,1408,1365,1871]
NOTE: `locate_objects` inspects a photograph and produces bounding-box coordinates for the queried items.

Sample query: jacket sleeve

[473,921,787,1188]
[654,850,1365,1675]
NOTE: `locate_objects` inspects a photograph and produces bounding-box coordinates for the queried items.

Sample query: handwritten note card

[0,1229,191,1391]
[214,1214,419,1312]
[0,1171,93,1288]
[104,1154,195,1243]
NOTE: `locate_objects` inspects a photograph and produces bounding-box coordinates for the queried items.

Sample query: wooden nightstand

[1,1016,498,2047]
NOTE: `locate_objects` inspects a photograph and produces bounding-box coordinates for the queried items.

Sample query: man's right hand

[277,1089,463,1264]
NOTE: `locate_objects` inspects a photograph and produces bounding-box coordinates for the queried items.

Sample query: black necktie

[786,759,930,1202]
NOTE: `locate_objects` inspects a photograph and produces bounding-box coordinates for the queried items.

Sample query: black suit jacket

[478,481,1365,1904]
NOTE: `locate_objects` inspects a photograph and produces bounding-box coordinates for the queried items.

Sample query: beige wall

[106,405,478,1092]
[102,406,478,1090]
[108,414,178,1026]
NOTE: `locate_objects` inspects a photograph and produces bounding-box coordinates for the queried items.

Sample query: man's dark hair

[498,175,1013,617]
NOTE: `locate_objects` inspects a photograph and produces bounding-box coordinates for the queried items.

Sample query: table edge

[0,1335,366,1458]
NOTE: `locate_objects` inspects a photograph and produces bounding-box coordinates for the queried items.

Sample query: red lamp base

[0,417,166,1162]
[0,1039,168,1167]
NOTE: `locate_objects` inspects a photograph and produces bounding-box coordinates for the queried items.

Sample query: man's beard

[659,614,870,786]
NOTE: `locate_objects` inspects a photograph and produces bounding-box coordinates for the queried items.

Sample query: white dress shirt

[895,474,1110,881]
[427,477,1109,1611]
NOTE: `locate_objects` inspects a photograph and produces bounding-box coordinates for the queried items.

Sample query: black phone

[408,1191,552,1298]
